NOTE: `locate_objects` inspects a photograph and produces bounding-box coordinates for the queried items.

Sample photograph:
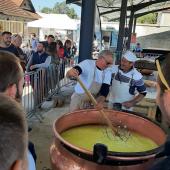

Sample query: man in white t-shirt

[67,50,113,111]
[108,50,147,111]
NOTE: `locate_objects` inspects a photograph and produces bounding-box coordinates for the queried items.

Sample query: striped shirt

[111,65,147,96]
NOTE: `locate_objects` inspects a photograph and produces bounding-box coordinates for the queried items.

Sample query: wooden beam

[109,6,170,21]
[100,0,170,16]
[135,6,170,18]
[97,5,120,9]
[66,0,81,4]
[134,0,170,11]
[100,7,121,15]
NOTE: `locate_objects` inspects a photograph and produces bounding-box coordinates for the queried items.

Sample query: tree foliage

[41,7,52,13]
[41,2,78,19]
[137,13,158,24]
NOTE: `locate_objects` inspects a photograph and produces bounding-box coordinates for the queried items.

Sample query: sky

[31,0,81,16]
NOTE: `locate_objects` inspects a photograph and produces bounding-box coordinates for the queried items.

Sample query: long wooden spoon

[77,77,122,138]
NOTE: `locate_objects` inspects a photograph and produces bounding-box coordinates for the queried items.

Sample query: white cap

[122,51,137,62]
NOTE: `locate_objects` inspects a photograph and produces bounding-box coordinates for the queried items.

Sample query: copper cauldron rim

[53,109,166,161]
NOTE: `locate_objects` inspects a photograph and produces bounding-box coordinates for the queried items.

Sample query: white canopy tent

[27,14,77,30]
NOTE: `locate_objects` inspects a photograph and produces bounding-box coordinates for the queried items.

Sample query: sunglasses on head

[155,55,170,91]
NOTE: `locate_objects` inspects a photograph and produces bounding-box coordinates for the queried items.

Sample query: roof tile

[0,0,39,20]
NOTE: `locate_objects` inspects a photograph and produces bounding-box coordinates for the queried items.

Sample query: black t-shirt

[0,44,19,57]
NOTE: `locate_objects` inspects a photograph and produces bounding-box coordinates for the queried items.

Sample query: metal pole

[133,17,137,34]
[127,10,134,49]
[78,0,96,63]
[116,0,128,64]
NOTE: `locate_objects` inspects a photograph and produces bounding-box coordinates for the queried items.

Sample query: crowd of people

[0,31,77,73]
[0,30,170,170]
[0,31,78,105]
[0,31,78,170]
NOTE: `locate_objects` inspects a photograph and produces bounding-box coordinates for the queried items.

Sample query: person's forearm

[95,95,106,110]
[130,94,145,105]
[26,55,33,72]
[96,95,106,104]
[34,57,51,68]
[122,93,145,109]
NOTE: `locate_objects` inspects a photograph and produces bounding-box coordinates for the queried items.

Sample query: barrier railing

[22,57,77,121]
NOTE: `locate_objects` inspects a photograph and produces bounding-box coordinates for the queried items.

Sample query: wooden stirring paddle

[77,77,123,139]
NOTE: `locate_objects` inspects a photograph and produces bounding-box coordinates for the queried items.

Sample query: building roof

[67,0,170,21]
[0,0,39,20]
[11,0,23,6]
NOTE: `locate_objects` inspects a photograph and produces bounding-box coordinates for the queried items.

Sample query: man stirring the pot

[108,50,147,111]
[66,50,113,111]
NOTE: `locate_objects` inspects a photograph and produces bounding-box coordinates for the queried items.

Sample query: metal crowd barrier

[22,57,78,121]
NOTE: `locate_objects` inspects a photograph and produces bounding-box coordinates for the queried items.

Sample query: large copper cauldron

[50,109,166,170]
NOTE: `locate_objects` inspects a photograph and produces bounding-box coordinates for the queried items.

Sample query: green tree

[137,13,158,24]
[52,2,69,14]
[67,7,78,19]
[41,2,78,19]
[41,7,52,14]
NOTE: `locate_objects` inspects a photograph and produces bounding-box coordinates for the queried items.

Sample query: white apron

[109,72,134,111]
[70,68,103,111]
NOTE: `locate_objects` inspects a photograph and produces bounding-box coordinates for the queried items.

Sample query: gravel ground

[28,85,74,170]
